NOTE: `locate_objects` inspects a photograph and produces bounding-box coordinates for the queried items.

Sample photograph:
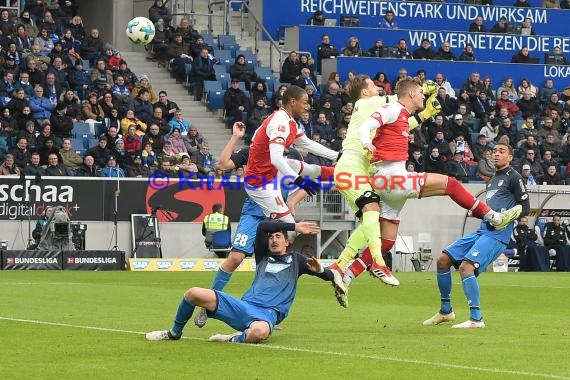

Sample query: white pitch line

[0,316,569,379]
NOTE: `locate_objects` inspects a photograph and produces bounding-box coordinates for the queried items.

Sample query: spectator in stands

[542,0,561,8]
[367,40,385,58]
[131,75,158,104]
[115,61,138,91]
[520,118,539,140]
[0,9,13,36]
[293,68,319,95]
[45,153,73,176]
[183,127,207,154]
[0,71,15,100]
[18,120,39,152]
[82,91,105,130]
[30,85,55,122]
[518,78,538,99]
[561,134,570,164]
[413,39,437,60]
[159,140,177,162]
[148,106,169,136]
[458,43,476,62]
[341,36,363,57]
[68,60,89,100]
[82,28,104,65]
[496,91,520,118]
[514,0,532,6]
[192,48,215,102]
[149,0,172,27]
[18,10,38,38]
[224,78,248,126]
[561,0,570,8]
[424,147,446,174]
[13,25,34,57]
[312,112,334,143]
[37,122,61,150]
[544,92,565,116]
[518,134,539,157]
[249,80,269,108]
[330,126,346,152]
[477,149,496,181]
[38,10,59,35]
[372,72,391,95]
[166,34,191,83]
[520,164,537,185]
[103,125,121,151]
[154,91,179,122]
[99,156,126,178]
[472,134,492,162]
[468,16,487,33]
[480,76,495,101]
[456,89,474,115]
[446,151,470,182]
[541,150,560,173]
[378,10,398,29]
[518,91,540,120]
[539,79,557,106]
[0,106,17,138]
[123,125,142,154]
[490,16,508,33]
[189,36,213,59]
[192,143,216,175]
[120,109,147,136]
[86,135,111,168]
[298,54,315,76]
[8,137,32,169]
[436,42,456,61]
[129,88,154,126]
[541,133,563,159]
[391,39,409,59]
[511,47,535,64]
[17,108,36,140]
[231,54,257,91]
[59,138,82,170]
[499,117,519,145]
[141,141,158,169]
[26,44,51,73]
[450,133,475,163]
[429,130,452,161]
[24,152,45,176]
[111,76,131,111]
[246,98,270,143]
[297,110,314,139]
[168,109,191,134]
[480,117,500,143]
[66,15,86,42]
[521,148,544,178]
[316,35,339,73]
[461,72,484,102]
[128,154,151,178]
[520,17,536,36]
[472,91,493,122]
[168,128,187,155]
[12,86,31,119]
[60,28,77,55]
[538,117,561,142]
[0,154,21,175]
[50,102,73,139]
[408,149,424,172]
[142,124,164,154]
[175,18,199,44]
[280,51,302,84]
[498,77,519,102]
[306,10,325,26]
[427,114,451,142]
[35,27,54,56]
[90,59,113,92]
[435,87,457,118]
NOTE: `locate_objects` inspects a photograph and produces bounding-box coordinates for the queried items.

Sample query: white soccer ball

[126,17,155,46]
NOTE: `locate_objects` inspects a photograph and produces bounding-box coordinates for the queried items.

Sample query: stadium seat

[207,90,225,111]
[516,119,525,130]
[472,118,481,132]
[213,49,233,61]
[208,229,232,258]
[203,80,222,104]
[237,50,256,63]
[470,133,480,146]
[214,64,227,73]
[237,81,246,92]
[255,67,272,78]
[468,164,479,180]
[73,122,91,137]
[87,138,99,148]
[202,34,214,47]
[216,73,230,89]
[218,35,239,55]
[0,136,7,153]
[71,138,84,151]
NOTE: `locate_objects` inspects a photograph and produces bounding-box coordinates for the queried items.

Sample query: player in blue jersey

[194,122,334,328]
[146,220,346,343]
[422,141,530,328]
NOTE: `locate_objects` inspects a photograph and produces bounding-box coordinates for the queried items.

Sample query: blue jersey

[479,166,529,244]
[240,221,326,323]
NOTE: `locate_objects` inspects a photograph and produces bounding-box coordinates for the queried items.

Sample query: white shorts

[245,175,296,223]
[371,161,426,222]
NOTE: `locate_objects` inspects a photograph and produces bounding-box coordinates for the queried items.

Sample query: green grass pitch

[1,271,569,380]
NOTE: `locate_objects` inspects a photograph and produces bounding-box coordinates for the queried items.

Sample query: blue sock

[461,274,482,321]
[437,268,453,314]
[231,331,247,343]
[210,268,232,292]
[170,296,195,336]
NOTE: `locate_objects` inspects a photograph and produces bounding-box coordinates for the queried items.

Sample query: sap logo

[132,260,150,270]
[157,260,174,270]
[180,260,197,270]
[266,262,290,273]
[204,261,219,270]
[6,257,14,264]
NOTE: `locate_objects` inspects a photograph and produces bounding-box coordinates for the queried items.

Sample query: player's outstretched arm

[294,134,338,161]
[216,122,245,171]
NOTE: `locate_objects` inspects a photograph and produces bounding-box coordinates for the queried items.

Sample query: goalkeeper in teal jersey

[330,75,440,287]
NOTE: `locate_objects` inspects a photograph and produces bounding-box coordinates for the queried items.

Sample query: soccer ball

[126,17,155,46]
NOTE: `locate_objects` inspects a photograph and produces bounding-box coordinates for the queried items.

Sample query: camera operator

[30,206,54,249]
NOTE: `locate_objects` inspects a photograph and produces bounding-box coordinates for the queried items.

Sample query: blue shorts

[209,290,278,332]
[444,231,507,275]
[231,213,264,256]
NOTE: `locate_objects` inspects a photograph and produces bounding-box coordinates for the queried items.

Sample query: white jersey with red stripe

[369,102,411,163]
[245,108,304,186]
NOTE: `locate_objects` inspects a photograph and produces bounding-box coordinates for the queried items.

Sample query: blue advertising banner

[263,0,570,39]
[297,25,570,64]
[333,56,570,91]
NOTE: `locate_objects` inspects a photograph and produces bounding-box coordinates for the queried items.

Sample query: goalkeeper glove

[419,93,442,120]
[294,176,319,197]
[422,80,437,96]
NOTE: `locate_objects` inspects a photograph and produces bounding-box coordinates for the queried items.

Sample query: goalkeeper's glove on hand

[422,80,438,96]
[419,92,442,120]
